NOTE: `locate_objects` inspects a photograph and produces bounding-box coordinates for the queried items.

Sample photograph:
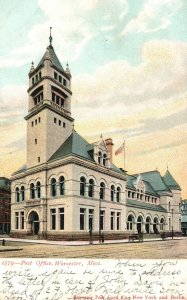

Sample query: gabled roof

[37,45,64,72]
[48,130,94,162]
[126,174,158,196]
[132,170,171,193]
[163,170,181,191]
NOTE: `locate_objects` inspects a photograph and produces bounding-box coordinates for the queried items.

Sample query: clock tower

[25,29,74,168]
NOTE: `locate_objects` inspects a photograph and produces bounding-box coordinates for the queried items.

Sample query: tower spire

[49,27,53,46]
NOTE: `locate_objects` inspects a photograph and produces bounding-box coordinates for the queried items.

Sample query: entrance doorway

[28,211,40,235]
[153,217,159,234]
[145,217,151,233]
[137,216,143,234]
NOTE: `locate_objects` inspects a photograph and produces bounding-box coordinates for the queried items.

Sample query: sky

[0,0,187,198]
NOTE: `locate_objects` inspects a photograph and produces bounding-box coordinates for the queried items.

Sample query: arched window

[116,187,121,202]
[103,153,107,166]
[36,181,41,198]
[160,218,165,231]
[100,182,105,200]
[15,187,20,202]
[153,217,159,234]
[80,177,86,196]
[88,179,94,198]
[137,215,143,234]
[30,183,35,199]
[20,186,25,201]
[127,215,134,230]
[51,178,57,197]
[59,176,65,195]
[111,185,115,201]
[98,151,102,164]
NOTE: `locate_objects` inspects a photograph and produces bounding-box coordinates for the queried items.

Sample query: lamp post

[171,208,174,240]
[99,191,101,243]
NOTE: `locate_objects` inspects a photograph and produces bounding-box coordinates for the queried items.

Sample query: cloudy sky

[0,0,187,198]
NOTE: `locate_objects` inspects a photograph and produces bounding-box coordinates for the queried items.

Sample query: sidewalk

[0,236,185,248]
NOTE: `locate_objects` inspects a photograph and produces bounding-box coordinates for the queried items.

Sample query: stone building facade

[10,36,181,240]
[0,177,11,234]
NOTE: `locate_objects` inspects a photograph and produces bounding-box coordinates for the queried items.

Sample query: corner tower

[25,30,74,168]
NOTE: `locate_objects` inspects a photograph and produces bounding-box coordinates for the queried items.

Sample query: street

[0,238,187,259]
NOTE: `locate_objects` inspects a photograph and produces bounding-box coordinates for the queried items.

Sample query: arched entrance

[28,211,40,235]
[137,216,143,234]
[153,217,159,234]
[145,217,151,233]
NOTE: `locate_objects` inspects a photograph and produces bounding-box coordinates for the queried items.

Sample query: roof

[37,45,64,72]
[163,170,181,191]
[49,130,94,162]
[132,170,171,193]
[126,174,158,196]
[127,199,167,213]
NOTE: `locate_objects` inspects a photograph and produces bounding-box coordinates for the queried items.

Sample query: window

[63,122,66,128]
[80,177,86,196]
[20,211,24,229]
[100,210,105,231]
[32,121,34,127]
[15,187,20,202]
[160,218,164,231]
[128,191,131,198]
[35,119,37,125]
[116,187,121,202]
[39,71,41,79]
[32,78,34,85]
[59,176,65,195]
[54,118,57,124]
[50,209,56,230]
[38,117,41,123]
[36,181,41,198]
[59,208,64,230]
[111,212,115,230]
[80,208,86,230]
[127,215,133,230]
[168,202,171,212]
[59,120,61,126]
[35,139,37,144]
[89,209,94,230]
[98,151,102,164]
[15,212,19,229]
[20,186,25,201]
[51,178,57,197]
[103,154,107,166]
[111,185,115,201]
[100,182,105,200]
[30,183,35,199]
[63,78,67,86]
[117,212,121,230]
[56,95,60,105]
[38,157,40,163]
[88,179,94,198]
[54,72,58,80]
[36,74,38,82]
[59,75,62,83]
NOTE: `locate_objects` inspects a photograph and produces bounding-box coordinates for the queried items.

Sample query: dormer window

[103,153,107,166]
[98,151,102,164]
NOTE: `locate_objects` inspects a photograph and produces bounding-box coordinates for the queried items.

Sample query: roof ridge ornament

[49,27,53,47]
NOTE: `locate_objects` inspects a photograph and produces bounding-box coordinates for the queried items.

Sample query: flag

[115,142,125,156]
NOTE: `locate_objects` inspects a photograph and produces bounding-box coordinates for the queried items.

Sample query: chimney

[105,138,114,163]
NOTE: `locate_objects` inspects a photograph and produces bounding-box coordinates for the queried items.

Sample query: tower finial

[49,27,53,46]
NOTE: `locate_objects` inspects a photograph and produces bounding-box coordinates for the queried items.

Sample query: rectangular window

[35,119,37,125]
[54,118,57,124]
[38,157,40,163]
[63,122,66,128]
[36,74,38,82]
[50,209,56,230]
[59,75,62,83]
[35,139,37,144]
[54,72,58,80]
[32,121,34,127]
[15,212,19,229]
[59,120,61,126]
[111,212,115,230]
[20,211,24,229]
[88,209,94,231]
[38,117,41,123]
[63,78,67,86]
[100,210,105,231]
[80,208,86,230]
[56,95,60,105]
[52,93,55,102]
[59,208,64,230]
[117,212,121,230]
[32,77,34,85]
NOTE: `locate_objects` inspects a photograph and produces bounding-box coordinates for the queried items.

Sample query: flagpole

[123,140,125,173]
